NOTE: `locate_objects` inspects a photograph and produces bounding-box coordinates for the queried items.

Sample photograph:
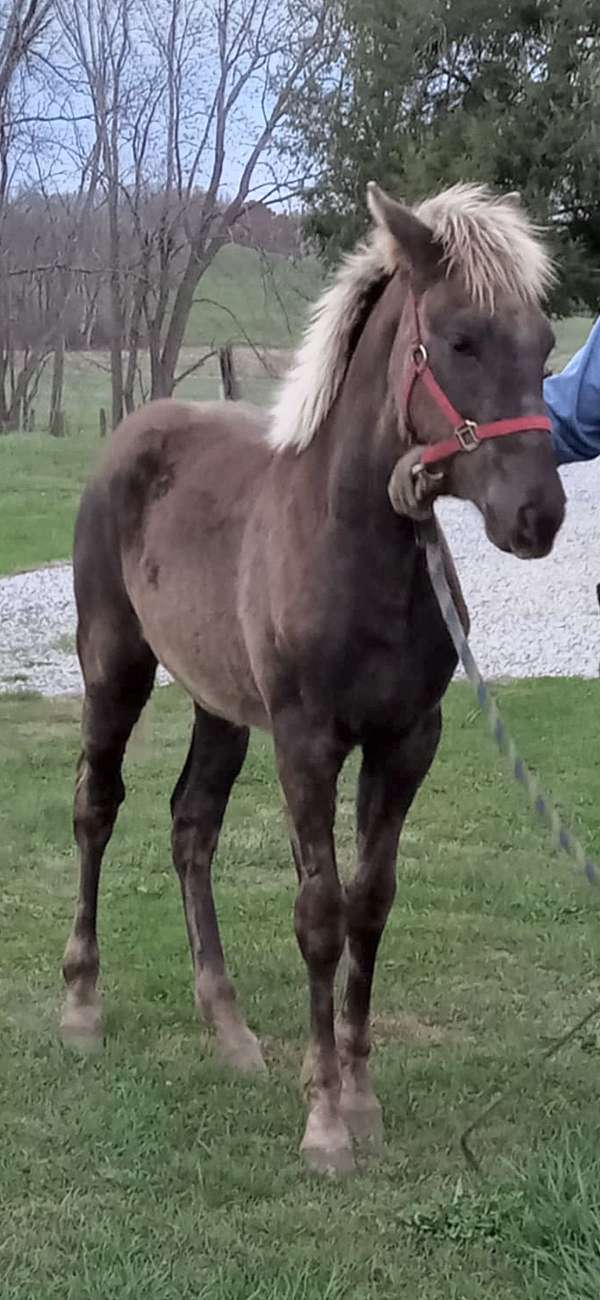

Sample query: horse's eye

[453,337,476,356]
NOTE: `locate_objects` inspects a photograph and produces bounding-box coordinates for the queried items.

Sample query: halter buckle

[455,420,479,452]
[413,343,428,371]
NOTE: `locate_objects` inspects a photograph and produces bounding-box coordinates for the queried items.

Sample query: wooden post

[99,407,107,438]
[218,344,240,401]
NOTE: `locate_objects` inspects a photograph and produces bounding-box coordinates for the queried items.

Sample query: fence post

[218,345,240,401]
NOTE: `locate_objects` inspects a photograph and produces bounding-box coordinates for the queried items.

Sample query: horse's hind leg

[61,628,156,1051]
[171,704,266,1073]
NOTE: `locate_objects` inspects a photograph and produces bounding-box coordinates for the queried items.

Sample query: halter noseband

[402,292,552,471]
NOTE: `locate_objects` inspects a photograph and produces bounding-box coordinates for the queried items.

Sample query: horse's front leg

[273,708,352,1175]
[337,710,442,1149]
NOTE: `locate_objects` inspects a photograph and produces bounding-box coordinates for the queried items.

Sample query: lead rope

[416,512,600,1170]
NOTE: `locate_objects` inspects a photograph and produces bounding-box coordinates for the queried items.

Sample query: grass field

[184,244,323,348]
[2,679,600,1298]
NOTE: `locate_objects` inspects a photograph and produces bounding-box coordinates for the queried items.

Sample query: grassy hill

[190,247,591,364]
[185,244,323,348]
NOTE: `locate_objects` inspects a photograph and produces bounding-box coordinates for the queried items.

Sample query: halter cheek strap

[402,293,552,468]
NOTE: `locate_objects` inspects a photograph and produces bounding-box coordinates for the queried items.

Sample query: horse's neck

[323,274,412,540]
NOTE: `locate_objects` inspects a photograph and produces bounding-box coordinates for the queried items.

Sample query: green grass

[0,427,100,573]
[551,315,591,370]
[2,679,600,1297]
[185,243,323,347]
[0,312,592,575]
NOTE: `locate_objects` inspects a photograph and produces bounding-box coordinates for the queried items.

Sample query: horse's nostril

[514,500,560,557]
[516,503,536,543]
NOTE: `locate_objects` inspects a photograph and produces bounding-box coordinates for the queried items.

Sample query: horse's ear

[366,183,442,283]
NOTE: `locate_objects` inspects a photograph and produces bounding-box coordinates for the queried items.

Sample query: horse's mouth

[484,522,555,560]
[483,505,561,561]
[509,540,554,560]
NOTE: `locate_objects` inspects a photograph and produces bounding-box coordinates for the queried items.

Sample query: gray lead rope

[416,512,600,1169]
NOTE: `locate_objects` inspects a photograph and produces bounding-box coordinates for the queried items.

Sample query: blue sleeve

[544,318,600,465]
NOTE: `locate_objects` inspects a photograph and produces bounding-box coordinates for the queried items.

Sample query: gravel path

[1,460,598,697]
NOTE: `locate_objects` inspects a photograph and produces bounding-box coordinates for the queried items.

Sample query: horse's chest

[328,609,456,734]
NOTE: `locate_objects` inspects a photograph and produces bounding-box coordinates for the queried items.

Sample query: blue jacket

[544,317,600,465]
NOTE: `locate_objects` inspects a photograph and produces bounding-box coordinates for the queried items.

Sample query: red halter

[402,293,552,469]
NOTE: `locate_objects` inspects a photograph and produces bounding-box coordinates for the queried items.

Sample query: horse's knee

[294,874,346,970]
[171,811,218,884]
[74,753,125,850]
[346,864,397,935]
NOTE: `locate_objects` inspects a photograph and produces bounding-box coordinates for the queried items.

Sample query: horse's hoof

[300,1110,355,1176]
[60,1004,103,1053]
[217,1030,267,1075]
[341,1102,384,1152]
[301,1138,355,1176]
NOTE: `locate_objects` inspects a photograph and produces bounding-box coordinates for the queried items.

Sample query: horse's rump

[75,398,273,724]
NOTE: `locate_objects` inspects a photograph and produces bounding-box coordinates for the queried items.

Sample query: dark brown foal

[62,182,565,1174]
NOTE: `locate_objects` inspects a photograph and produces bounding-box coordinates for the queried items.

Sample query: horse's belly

[125,560,270,731]
[160,648,270,731]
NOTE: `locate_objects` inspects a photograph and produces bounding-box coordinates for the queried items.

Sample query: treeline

[292,0,600,317]
[0,0,338,431]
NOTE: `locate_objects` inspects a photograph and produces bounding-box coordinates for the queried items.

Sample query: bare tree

[0,0,52,111]
[55,0,136,426]
[154,0,336,399]
[0,0,54,429]
[56,0,339,423]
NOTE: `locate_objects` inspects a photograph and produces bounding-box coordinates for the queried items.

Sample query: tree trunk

[156,240,222,398]
[0,350,8,428]
[123,264,148,414]
[109,332,124,429]
[107,202,124,428]
[148,334,162,401]
[123,340,138,415]
[82,284,99,349]
[6,349,47,431]
[48,335,65,436]
[6,357,24,430]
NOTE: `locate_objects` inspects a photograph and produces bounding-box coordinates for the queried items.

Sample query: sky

[12,4,311,215]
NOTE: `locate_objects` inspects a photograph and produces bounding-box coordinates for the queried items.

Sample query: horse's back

[99,397,269,503]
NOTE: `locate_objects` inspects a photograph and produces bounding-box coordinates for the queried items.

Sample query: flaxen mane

[269,184,554,453]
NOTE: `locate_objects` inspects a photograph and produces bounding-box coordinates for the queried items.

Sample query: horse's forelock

[416,184,554,312]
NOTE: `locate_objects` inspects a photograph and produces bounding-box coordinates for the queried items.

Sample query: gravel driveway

[1,460,598,697]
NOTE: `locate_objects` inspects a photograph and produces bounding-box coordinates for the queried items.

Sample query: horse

[61,182,566,1175]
